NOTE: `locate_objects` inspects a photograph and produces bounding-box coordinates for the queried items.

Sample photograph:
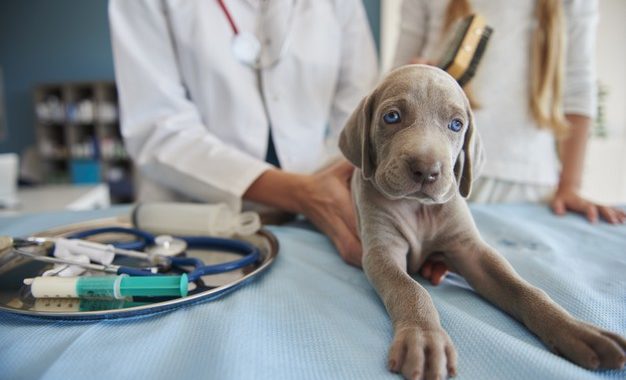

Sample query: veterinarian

[109,0,378,266]
[394,0,625,224]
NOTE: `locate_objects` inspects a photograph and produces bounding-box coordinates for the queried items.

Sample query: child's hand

[551,188,626,224]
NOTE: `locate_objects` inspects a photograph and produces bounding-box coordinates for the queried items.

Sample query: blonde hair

[443,0,568,135]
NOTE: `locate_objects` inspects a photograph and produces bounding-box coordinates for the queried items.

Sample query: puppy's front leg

[363,231,457,380]
[446,230,626,370]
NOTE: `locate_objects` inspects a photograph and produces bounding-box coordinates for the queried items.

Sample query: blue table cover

[0,204,624,380]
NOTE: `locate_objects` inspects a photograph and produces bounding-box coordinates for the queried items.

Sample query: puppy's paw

[546,320,626,370]
[387,326,457,380]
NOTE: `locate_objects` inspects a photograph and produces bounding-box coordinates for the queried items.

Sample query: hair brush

[437,14,493,87]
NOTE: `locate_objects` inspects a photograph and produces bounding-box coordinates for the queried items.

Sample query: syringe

[24,274,188,299]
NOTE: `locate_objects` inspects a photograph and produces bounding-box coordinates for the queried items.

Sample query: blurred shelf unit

[34,81,134,203]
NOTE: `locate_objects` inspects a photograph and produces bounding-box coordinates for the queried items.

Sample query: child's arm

[551,114,626,224]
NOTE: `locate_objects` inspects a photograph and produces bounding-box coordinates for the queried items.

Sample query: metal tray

[0,217,279,319]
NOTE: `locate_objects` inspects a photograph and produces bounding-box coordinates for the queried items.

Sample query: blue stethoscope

[67,227,260,282]
[13,227,261,283]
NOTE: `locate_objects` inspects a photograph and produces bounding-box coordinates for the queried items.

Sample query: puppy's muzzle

[408,159,442,185]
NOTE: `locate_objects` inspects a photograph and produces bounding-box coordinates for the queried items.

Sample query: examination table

[0,203,624,379]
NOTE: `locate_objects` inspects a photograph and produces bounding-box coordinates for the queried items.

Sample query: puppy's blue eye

[448,118,463,132]
[383,111,401,124]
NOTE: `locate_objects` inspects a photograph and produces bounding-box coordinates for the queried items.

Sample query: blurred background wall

[0,0,114,155]
[0,0,381,156]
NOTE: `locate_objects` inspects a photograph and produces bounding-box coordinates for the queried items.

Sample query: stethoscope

[217,0,295,69]
[7,227,260,283]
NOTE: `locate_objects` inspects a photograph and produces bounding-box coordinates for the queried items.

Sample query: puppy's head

[339,65,484,204]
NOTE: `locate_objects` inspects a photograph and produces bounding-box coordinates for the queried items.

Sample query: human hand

[419,260,449,286]
[298,160,363,267]
[551,187,626,224]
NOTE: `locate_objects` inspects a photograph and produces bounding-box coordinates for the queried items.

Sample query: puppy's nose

[410,161,441,184]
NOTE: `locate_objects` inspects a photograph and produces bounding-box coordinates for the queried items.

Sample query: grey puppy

[339,64,626,380]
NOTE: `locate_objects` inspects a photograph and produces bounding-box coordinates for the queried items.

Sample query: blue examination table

[0,203,624,379]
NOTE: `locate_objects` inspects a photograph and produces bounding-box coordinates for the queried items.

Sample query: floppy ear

[339,95,375,179]
[454,107,485,198]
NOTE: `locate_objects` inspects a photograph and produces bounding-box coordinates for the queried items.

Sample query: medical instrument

[53,237,131,265]
[43,254,89,277]
[217,0,295,69]
[42,234,186,262]
[132,202,261,237]
[25,274,188,299]
[10,226,261,282]
[0,217,279,319]
[49,235,186,265]
[12,242,158,277]
[32,298,149,313]
[437,14,493,86]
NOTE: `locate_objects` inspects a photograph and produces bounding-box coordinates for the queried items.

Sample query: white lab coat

[109,0,378,210]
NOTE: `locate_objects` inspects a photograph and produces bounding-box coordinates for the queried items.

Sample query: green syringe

[24,274,188,299]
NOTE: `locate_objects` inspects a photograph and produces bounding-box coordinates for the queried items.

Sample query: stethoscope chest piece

[146,235,187,258]
[232,31,261,66]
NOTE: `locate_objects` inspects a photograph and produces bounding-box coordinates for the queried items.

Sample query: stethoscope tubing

[69,227,153,251]
[65,227,261,282]
[217,0,240,35]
